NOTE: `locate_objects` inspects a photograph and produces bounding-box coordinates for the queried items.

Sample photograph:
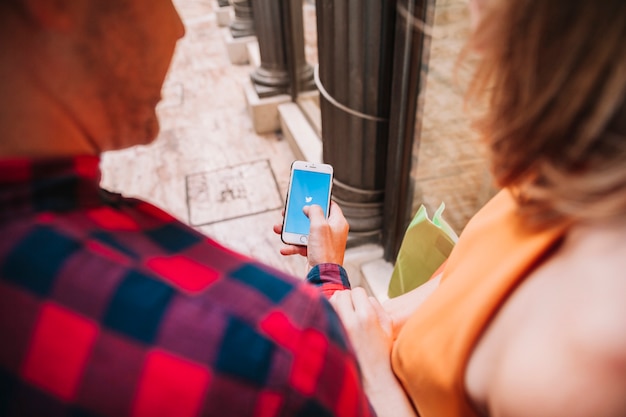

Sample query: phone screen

[284,169,332,235]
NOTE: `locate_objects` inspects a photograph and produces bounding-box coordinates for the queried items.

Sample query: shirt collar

[0,155,109,220]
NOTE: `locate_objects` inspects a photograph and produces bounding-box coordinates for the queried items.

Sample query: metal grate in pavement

[186,159,283,226]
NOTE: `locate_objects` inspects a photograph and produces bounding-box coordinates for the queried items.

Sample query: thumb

[303,204,325,223]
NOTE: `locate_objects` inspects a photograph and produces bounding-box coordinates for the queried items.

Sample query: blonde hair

[467,0,626,227]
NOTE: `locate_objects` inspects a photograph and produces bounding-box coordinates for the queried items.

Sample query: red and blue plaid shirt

[0,156,372,417]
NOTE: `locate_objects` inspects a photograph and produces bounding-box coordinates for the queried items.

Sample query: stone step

[243,79,290,134]
[296,92,322,138]
[342,244,393,302]
[246,40,261,68]
[360,256,394,303]
[214,0,233,27]
[278,102,322,163]
[223,28,256,65]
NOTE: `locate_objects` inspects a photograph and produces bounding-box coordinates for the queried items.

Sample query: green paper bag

[387,203,458,298]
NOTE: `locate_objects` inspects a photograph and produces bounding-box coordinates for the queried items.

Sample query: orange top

[392,190,567,417]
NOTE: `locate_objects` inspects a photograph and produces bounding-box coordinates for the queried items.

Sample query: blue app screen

[285,170,332,235]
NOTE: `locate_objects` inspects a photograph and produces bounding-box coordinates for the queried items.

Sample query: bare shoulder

[474,219,626,417]
[562,218,626,352]
[565,217,626,324]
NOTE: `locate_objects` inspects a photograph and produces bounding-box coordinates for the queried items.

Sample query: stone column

[316,0,397,242]
[250,0,315,98]
[230,0,255,38]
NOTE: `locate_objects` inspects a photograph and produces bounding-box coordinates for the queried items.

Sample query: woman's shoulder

[557,217,626,318]
[468,217,626,417]
[554,217,626,359]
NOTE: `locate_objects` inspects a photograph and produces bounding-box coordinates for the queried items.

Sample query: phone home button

[300,235,308,244]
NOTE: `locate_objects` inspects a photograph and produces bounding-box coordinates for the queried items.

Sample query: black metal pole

[383,0,435,261]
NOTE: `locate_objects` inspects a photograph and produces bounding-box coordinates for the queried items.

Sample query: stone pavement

[99,0,489,298]
[100,0,310,277]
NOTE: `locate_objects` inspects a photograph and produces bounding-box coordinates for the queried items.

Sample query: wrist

[365,371,418,417]
[306,263,351,297]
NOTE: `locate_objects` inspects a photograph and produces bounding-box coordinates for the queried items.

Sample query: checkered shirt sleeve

[306,264,351,298]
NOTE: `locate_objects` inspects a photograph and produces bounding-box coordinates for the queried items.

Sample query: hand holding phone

[281,161,334,246]
[302,202,349,266]
[278,161,349,267]
[275,200,349,266]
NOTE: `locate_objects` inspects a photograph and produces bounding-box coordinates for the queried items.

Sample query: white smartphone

[281,160,334,246]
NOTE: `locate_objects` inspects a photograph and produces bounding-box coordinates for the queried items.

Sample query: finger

[304,205,326,229]
[303,204,325,219]
[273,223,283,235]
[350,287,372,312]
[329,290,355,319]
[350,288,382,326]
[369,296,392,335]
[279,245,307,257]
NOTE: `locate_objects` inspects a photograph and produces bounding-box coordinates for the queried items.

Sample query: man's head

[0,0,185,155]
